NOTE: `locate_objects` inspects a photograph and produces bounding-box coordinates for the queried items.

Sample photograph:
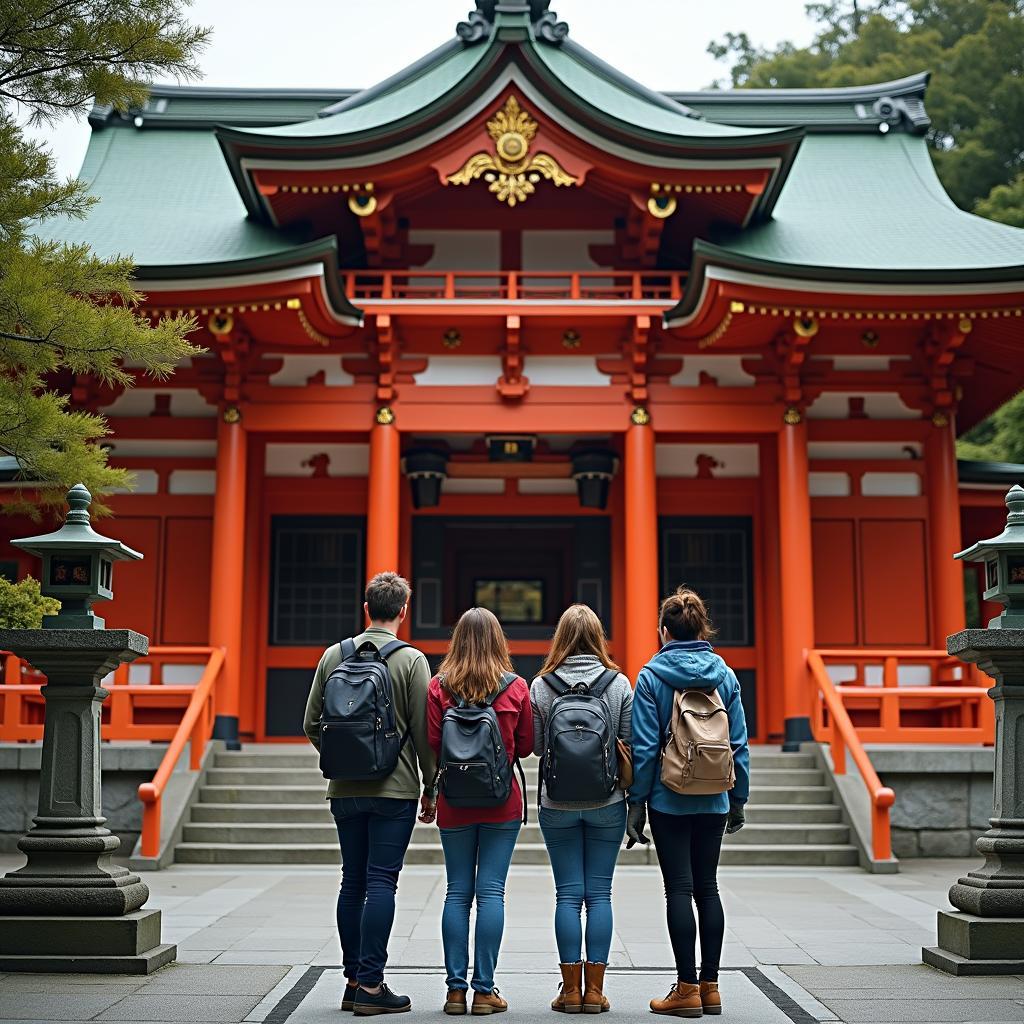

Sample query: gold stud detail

[223,406,242,425]
[376,406,396,426]
[562,329,582,350]
[443,329,462,349]
[207,312,234,336]
[793,316,819,339]
[784,407,803,426]
[630,406,651,427]
[932,411,950,428]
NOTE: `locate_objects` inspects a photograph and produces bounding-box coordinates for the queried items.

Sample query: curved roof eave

[664,241,1024,327]
[132,236,364,327]
[675,71,931,106]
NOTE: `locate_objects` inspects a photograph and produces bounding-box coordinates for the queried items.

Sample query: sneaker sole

[354,1007,412,1016]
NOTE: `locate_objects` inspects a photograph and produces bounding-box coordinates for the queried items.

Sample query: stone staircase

[174,746,859,867]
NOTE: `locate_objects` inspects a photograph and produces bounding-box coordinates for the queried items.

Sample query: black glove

[726,803,745,835]
[626,803,650,849]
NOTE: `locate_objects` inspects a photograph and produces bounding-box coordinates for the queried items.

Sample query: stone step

[199,785,327,805]
[181,820,850,847]
[215,752,320,769]
[741,768,824,786]
[746,786,834,805]
[174,840,858,867]
[205,768,328,787]
[745,804,842,824]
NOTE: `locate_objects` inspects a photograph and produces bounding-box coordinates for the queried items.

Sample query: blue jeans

[439,820,521,993]
[330,796,418,987]
[539,801,627,965]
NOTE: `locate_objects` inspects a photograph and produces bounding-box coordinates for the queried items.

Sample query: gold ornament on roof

[448,95,578,207]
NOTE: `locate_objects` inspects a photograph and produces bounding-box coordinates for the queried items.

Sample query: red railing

[807,648,995,863]
[807,650,896,862]
[342,269,686,302]
[138,647,225,858]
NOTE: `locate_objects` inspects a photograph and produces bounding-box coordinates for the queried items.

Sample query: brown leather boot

[472,990,508,1015]
[650,982,702,1018]
[444,990,468,1016]
[699,982,721,1015]
[583,962,610,1014]
[551,963,584,1013]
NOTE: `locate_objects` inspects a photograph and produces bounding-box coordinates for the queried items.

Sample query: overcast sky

[28,0,817,179]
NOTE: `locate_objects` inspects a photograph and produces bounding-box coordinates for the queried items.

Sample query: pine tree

[0,1,210,506]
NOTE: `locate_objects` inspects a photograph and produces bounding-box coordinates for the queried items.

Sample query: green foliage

[0,2,209,506]
[0,575,58,629]
[710,1,1024,462]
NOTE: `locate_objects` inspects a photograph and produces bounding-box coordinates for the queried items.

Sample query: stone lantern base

[924,912,1024,975]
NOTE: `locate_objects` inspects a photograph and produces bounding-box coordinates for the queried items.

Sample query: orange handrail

[807,649,895,862]
[137,647,225,859]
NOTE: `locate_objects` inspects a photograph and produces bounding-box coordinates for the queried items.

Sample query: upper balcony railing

[342,270,686,303]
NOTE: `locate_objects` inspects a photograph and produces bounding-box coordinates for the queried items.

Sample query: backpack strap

[541,672,571,696]
[339,638,357,662]
[482,672,519,707]
[586,668,620,699]
[378,639,410,661]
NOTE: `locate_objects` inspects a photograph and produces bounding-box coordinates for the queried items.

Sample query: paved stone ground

[1,855,1023,1023]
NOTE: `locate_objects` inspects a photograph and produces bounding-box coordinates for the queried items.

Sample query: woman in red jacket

[427,607,533,1016]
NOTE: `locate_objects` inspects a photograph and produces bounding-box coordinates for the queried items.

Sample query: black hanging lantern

[401,449,448,509]
[571,449,619,510]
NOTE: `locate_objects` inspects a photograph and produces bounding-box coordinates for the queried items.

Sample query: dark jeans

[330,796,418,987]
[649,809,729,985]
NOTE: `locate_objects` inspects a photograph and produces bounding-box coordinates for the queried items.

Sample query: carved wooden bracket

[911,317,974,424]
[629,315,651,404]
[498,315,529,398]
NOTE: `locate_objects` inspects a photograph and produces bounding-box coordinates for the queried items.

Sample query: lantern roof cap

[956,484,1024,561]
[11,484,143,562]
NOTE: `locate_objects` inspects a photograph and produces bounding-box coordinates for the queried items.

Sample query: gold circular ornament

[647,194,678,219]
[932,411,950,428]
[496,131,527,164]
[443,329,462,350]
[861,329,880,348]
[793,317,819,339]
[208,312,234,336]
[223,405,242,425]
[958,317,973,334]
[630,406,651,427]
[376,406,396,426]
[349,193,378,218]
[562,330,582,350]
[783,407,802,426]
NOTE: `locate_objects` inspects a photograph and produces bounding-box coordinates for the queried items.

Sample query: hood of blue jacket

[641,641,730,693]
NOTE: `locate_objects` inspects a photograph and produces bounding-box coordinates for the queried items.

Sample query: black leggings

[649,809,728,985]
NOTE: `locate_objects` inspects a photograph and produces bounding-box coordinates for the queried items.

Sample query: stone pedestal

[0,629,176,973]
[923,629,1024,975]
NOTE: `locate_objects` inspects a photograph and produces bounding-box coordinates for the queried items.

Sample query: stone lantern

[923,484,1024,974]
[0,484,175,973]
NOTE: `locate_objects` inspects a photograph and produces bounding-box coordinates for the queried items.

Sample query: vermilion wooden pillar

[209,411,247,750]
[624,413,659,684]
[926,420,965,643]
[777,419,816,751]
[366,415,401,582]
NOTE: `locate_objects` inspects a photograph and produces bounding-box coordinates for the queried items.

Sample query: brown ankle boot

[472,990,507,1015]
[551,963,584,1013]
[650,982,702,1018]
[444,990,468,1016]
[699,981,721,1015]
[583,962,610,1013]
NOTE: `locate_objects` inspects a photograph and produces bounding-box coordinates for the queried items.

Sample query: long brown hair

[438,607,515,704]
[659,586,716,642]
[538,604,619,677]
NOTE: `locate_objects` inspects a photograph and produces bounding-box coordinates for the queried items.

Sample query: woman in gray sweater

[531,605,633,1015]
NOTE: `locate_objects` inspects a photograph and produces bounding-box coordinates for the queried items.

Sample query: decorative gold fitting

[958,317,973,334]
[630,406,651,427]
[932,411,950,428]
[647,193,677,219]
[349,193,378,217]
[376,406,396,426]
[793,316,819,339]
[222,406,242,425]
[562,329,582,350]
[207,312,234,336]
[286,298,302,310]
[861,329,880,348]
[442,328,462,349]
[783,407,803,426]
[729,301,746,314]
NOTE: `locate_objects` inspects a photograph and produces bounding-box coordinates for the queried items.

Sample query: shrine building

[30,0,1024,755]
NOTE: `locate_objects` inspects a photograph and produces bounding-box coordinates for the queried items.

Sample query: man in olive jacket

[304,572,437,1015]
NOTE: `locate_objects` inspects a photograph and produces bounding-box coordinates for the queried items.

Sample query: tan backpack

[660,687,736,795]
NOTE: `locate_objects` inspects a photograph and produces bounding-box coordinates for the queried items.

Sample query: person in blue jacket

[626,587,750,1018]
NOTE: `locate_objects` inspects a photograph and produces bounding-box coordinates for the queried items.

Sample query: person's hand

[726,803,745,835]
[626,803,650,849]
[418,793,437,824]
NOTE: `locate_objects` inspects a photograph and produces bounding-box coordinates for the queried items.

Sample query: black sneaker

[342,981,359,1012]
[354,983,412,1016]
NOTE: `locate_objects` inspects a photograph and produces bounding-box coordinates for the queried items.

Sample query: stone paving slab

[94,993,264,1022]
[268,969,804,1024]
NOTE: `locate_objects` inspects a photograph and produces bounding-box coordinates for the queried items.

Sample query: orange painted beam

[365,420,401,581]
[624,418,659,684]
[926,422,965,644]
[207,416,247,745]
[777,418,816,749]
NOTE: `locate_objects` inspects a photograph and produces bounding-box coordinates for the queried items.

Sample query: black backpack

[438,672,528,821]
[318,638,410,781]
[540,668,619,803]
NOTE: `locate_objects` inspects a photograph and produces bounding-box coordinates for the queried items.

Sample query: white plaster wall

[524,357,611,387]
[109,470,160,495]
[409,230,501,270]
[168,470,217,495]
[413,356,503,386]
[517,479,577,495]
[521,231,614,271]
[807,392,920,420]
[655,444,760,478]
[809,442,923,460]
[269,356,354,387]
[264,443,370,478]
[442,478,506,495]
[100,389,215,417]
[809,472,851,497]
[670,356,756,388]
[105,440,217,458]
[861,472,922,497]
